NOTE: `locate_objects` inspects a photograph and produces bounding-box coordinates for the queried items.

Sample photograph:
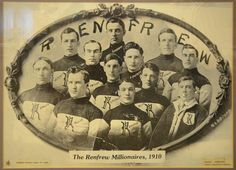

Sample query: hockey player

[18,57,63,134]
[99,79,152,150]
[147,28,184,94]
[101,17,126,63]
[163,44,212,110]
[53,27,85,94]
[149,76,208,149]
[90,53,122,115]
[121,41,144,90]
[134,63,170,129]
[47,66,103,150]
[83,40,106,93]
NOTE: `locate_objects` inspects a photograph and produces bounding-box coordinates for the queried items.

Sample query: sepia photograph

[2,1,234,168]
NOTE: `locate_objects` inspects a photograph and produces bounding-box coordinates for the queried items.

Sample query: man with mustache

[149,76,208,149]
[18,57,63,134]
[163,44,212,110]
[53,27,85,94]
[83,40,106,93]
[147,28,184,94]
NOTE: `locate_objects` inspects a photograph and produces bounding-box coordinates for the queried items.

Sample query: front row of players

[18,52,208,150]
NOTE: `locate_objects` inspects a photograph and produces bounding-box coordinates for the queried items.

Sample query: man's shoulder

[147,56,161,64]
[196,72,211,85]
[92,84,106,97]
[168,72,182,84]
[156,94,170,105]
[87,102,103,114]
[19,87,35,100]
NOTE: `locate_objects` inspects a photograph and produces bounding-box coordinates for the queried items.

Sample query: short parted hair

[104,53,123,66]
[106,17,125,31]
[182,43,199,58]
[158,28,177,42]
[178,75,196,88]
[32,57,53,69]
[66,66,90,84]
[83,40,102,52]
[60,27,79,41]
[124,41,144,55]
[119,77,135,89]
[142,63,160,75]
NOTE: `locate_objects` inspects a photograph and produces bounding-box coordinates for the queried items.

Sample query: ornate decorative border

[4,3,231,152]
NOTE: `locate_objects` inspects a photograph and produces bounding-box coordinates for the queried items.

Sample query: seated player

[83,40,106,93]
[90,53,122,115]
[121,41,144,90]
[18,57,63,134]
[47,66,103,150]
[134,63,170,129]
[99,79,152,150]
[163,44,212,110]
[149,76,208,149]
[53,27,85,94]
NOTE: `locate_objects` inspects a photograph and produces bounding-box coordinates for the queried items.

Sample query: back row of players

[18,17,212,150]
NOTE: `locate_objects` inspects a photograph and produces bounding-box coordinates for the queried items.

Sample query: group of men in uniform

[18,17,212,150]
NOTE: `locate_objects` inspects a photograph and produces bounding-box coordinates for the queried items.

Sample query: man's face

[84,42,101,65]
[178,80,196,102]
[182,48,198,69]
[33,60,53,85]
[124,49,144,73]
[106,22,125,45]
[118,81,135,105]
[159,32,177,55]
[104,59,121,82]
[140,68,158,89]
[67,72,87,98]
[61,32,79,57]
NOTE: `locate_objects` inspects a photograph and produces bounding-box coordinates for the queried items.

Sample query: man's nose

[38,69,43,76]
[72,83,77,89]
[131,57,136,63]
[125,89,130,95]
[111,30,116,36]
[110,66,115,73]
[147,76,151,81]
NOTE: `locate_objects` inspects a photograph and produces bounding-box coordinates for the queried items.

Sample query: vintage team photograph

[3,1,233,168]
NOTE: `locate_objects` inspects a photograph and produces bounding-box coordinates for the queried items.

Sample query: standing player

[18,57,63,134]
[101,17,126,63]
[98,79,152,150]
[134,63,170,129]
[47,66,103,150]
[121,41,144,90]
[90,53,122,115]
[147,28,184,94]
[83,40,106,93]
[163,44,212,110]
[53,27,85,94]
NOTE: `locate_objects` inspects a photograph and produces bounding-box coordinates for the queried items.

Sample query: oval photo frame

[5,3,231,152]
